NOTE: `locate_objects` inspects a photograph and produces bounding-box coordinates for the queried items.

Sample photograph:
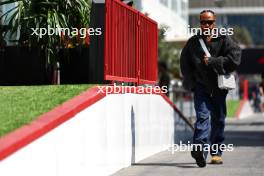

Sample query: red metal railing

[104,0,158,85]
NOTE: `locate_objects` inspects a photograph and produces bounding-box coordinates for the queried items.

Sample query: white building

[135,0,189,41]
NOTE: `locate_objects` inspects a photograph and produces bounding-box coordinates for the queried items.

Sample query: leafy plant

[0,0,91,71]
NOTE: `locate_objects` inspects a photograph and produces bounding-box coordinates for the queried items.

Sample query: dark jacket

[180,34,241,94]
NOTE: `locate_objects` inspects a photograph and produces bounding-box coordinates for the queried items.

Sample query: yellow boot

[211,155,223,164]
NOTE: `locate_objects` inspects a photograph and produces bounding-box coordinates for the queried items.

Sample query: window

[181,0,188,20]
[171,0,177,13]
[160,0,169,7]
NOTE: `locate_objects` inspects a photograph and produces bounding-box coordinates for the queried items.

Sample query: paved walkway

[113,114,264,176]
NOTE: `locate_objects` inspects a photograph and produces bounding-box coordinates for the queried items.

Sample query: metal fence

[104,0,158,85]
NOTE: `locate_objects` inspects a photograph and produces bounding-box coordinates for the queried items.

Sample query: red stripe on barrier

[160,94,194,130]
[0,87,105,161]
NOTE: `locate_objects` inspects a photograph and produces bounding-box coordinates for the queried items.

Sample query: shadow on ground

[132,162,197,168]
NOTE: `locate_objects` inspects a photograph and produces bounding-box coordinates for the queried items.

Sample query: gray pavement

[112,113,264,176]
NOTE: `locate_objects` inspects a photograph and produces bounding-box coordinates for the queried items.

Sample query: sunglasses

[200,20,215,25]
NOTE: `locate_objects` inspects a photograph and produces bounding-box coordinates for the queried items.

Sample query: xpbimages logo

[161,25,234,38]
[187,25,234,38]
[97,83,168,95]
[30,26,102,38]
[166,141,234,155]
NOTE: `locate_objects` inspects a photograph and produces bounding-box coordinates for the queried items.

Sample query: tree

[158,25,182,78]
[232,26,253,47]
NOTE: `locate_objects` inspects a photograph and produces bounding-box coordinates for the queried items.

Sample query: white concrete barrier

[237,100,254,119]
[0,91,192,176]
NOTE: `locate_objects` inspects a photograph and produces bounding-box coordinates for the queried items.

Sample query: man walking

[180,10,241,167]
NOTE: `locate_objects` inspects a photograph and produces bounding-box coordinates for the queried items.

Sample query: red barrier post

[243,79,248,100]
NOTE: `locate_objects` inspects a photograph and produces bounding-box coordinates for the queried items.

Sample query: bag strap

[198,38,211,57]
[199,38,220,74]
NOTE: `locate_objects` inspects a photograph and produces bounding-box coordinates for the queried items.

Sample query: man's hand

[204,55,209,66]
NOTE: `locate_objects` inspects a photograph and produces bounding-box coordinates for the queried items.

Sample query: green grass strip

[226,100,240,118]
[0,85,93,137]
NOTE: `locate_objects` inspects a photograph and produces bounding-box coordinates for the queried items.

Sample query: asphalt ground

[113,114,264,176]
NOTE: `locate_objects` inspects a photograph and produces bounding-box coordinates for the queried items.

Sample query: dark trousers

[193,83,228,156]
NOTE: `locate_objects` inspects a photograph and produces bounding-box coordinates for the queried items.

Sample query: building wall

[135,0,189,41]
[190,0,264,8]
[189,0,264,46]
